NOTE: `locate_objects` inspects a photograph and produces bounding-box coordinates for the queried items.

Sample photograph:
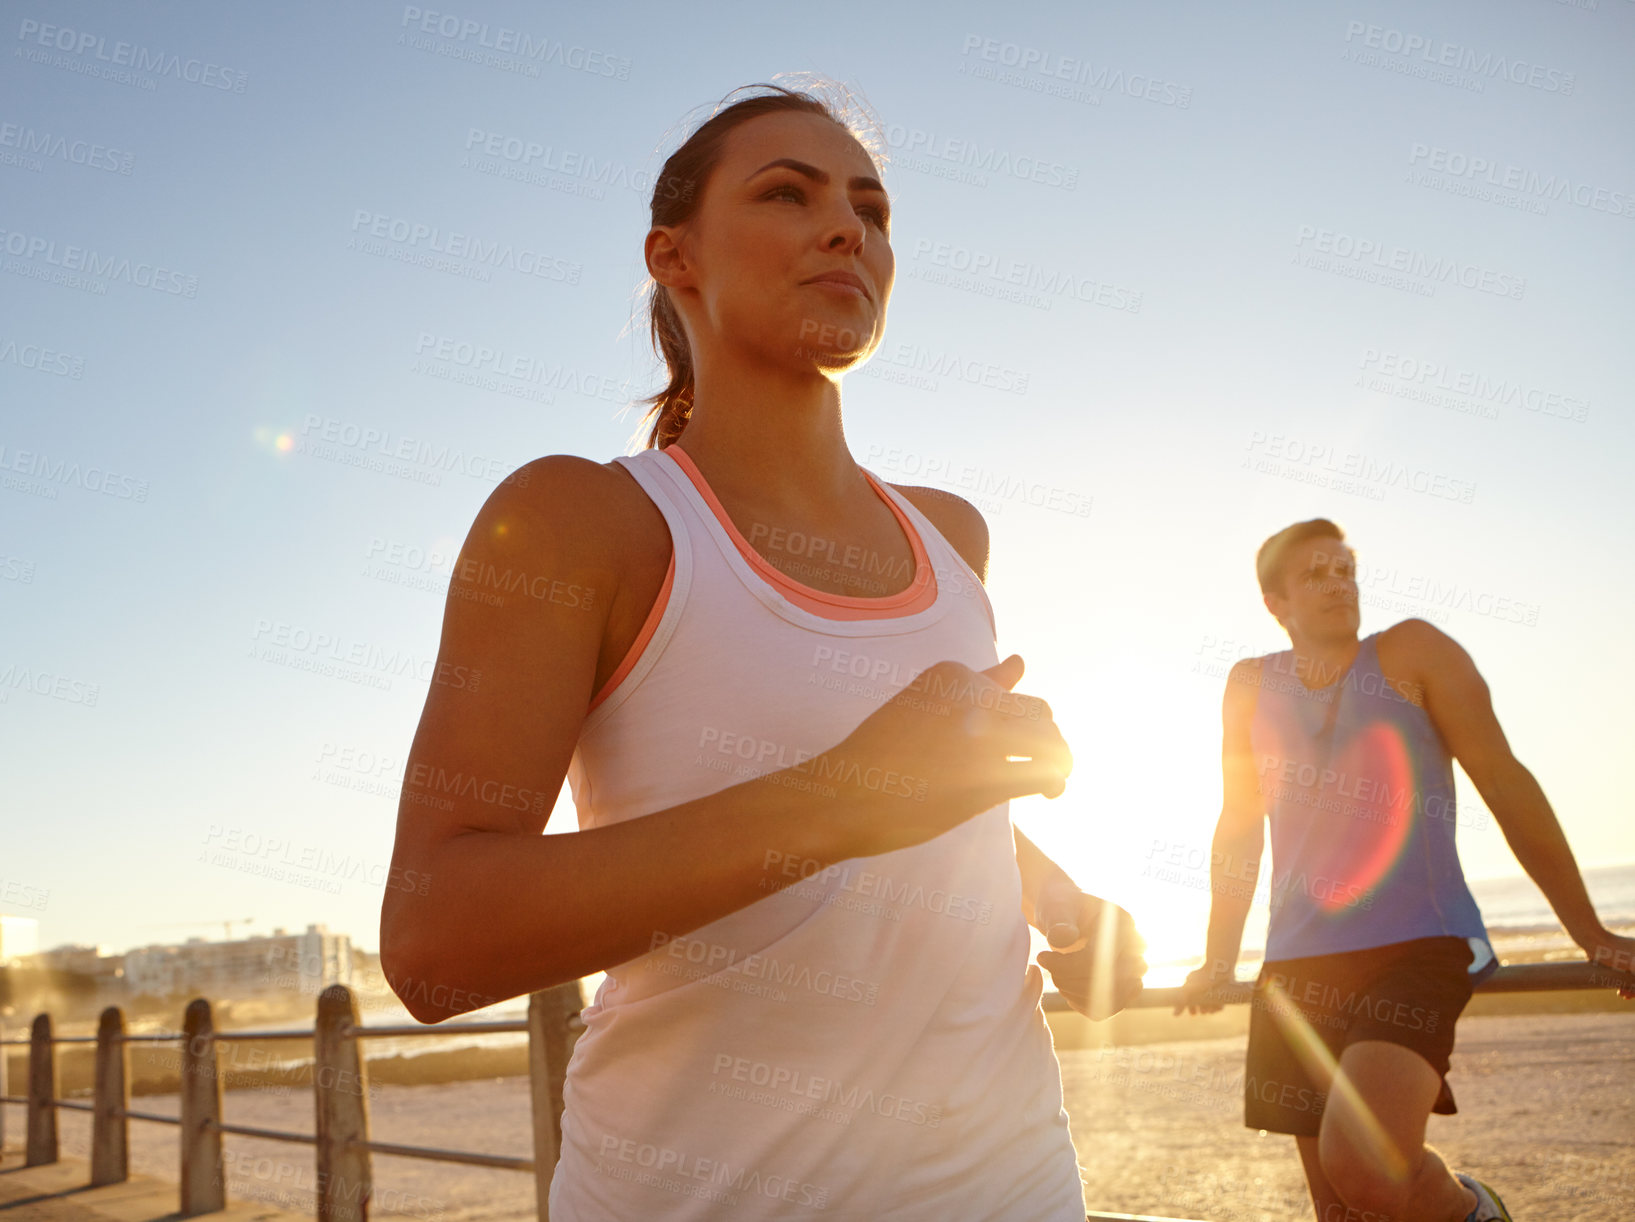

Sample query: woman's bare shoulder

[486,453,668,556]
[885,483,990,581]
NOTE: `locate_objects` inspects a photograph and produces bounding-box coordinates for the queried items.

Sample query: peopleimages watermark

[862,444,1092,518]
[1259,972,1445,1036]
[741,511,914,598]
[1406,144,1631,219]
[692,725,931,803]
[957,33,1193,108]
[347,210,582,285]
[1254,751,1485,830]
[1534,1149,1635,1212]
[0,554,36,584]
[249,617,482,693]
[362,530,597,611]
[1359,349,1587,425]
[793,320,1032,398]
[294,413,530,487]
[1340,20,1576,95]
[312,738,425,806]
[0,226,198,297]
[1292,225,1525,301]
[876,121,1080,191]
[798,644,1044,720]
[460,127,653,198]
[0,444,150,503]
[1083,1044,1241,1116]
[217,1149,445,1222]
[648,930,882,1008]
[0,121,133,174]
[1143,837,1377,913]
[15,18,249,93]
[176,1037,378,1102]
[0,661,100,707]
[411,331,637,407]
[398,7,631,80]
[708,1051,943,1129]
[201,824,430,896]
[1188,589,1534,676]
[595,1133,828,1210]
[761,849,995,925]
[909,237,1143,313]
[0,876,50,911]
[0,336,85,379]
[862,337,1031,396]
[1243,431,1476,505]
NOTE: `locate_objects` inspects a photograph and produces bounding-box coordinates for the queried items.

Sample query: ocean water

[1470,861,1635,936]
[360,864,1635,1051]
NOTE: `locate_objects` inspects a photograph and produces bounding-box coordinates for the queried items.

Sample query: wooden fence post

[180,999,225,1216]
[26,1013,57,1166]
[0,1022,8,1153]
[528,979,585,1221]
[315,985,372,1222]
[91,1006,130,1185]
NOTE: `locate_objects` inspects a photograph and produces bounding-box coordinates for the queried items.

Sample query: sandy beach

[31,1009,1630,1221]
[1063,1011,1633,1220]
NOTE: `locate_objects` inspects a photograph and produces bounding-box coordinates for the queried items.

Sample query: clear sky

[3,0,1632,969]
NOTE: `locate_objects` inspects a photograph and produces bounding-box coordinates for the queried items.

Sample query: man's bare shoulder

[1380,616,1454,647]
[1224,656,1267,695]
[1378,617,1468,668]
[1377,617,1468,701]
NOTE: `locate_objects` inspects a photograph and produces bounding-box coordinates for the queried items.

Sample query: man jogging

[1176,517,1635,1222]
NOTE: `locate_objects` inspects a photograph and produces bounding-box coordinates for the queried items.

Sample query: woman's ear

[645,225,694,291]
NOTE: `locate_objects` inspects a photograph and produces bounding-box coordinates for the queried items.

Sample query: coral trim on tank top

[586,550,674,714]
[665,441,937,620]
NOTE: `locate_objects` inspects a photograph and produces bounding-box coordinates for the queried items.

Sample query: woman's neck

[676,356,864,514]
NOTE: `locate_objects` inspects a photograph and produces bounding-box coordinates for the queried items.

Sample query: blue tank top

[1249,632,1493,971]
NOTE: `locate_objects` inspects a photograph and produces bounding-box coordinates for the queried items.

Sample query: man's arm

[1178,659,1268,1013]
[1398,620,1634,985]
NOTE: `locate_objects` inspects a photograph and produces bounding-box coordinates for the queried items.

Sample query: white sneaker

[1456,1171,1514,1221]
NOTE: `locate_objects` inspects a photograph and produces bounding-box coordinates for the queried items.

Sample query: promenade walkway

[0,1151,305,1222]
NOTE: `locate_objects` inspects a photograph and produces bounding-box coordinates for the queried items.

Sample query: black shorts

[1243,936,1475,1136]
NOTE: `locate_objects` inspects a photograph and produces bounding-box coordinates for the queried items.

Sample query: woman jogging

[380,81,1145,1219]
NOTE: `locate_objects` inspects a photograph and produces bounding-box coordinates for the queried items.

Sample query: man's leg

[1296,1135,1349,1221]
[1316,1040,1477,1222]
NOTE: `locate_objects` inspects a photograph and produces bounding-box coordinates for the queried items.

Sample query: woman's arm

[379,457,1075,1022]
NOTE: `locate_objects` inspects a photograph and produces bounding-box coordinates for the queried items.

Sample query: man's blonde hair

[1256,519,1345,595]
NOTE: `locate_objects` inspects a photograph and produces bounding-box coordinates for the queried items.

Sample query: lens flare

[1323,721,1416,911]
[251,425,296,455]
[1260,979,1412,1183]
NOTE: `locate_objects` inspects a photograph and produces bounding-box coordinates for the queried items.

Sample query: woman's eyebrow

[745,157,887,195]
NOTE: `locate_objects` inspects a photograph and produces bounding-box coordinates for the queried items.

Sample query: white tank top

[548,443,1085,1220]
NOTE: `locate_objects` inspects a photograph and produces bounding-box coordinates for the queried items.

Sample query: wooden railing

[0,961,1621,1221]
[0,980,583,1220]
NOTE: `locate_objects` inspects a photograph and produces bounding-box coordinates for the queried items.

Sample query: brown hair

[632,80,884,451]
[1256,518,1346,595]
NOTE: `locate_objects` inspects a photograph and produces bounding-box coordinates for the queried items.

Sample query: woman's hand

[1034,883,1148,1021]
[810,654,1072,860]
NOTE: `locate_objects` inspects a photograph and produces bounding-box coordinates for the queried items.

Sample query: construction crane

[145,917,257,941]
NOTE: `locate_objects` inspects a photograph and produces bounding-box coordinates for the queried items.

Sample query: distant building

[123,924,357,1004]
[22,943,126,1007]
[0,915,40,965]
